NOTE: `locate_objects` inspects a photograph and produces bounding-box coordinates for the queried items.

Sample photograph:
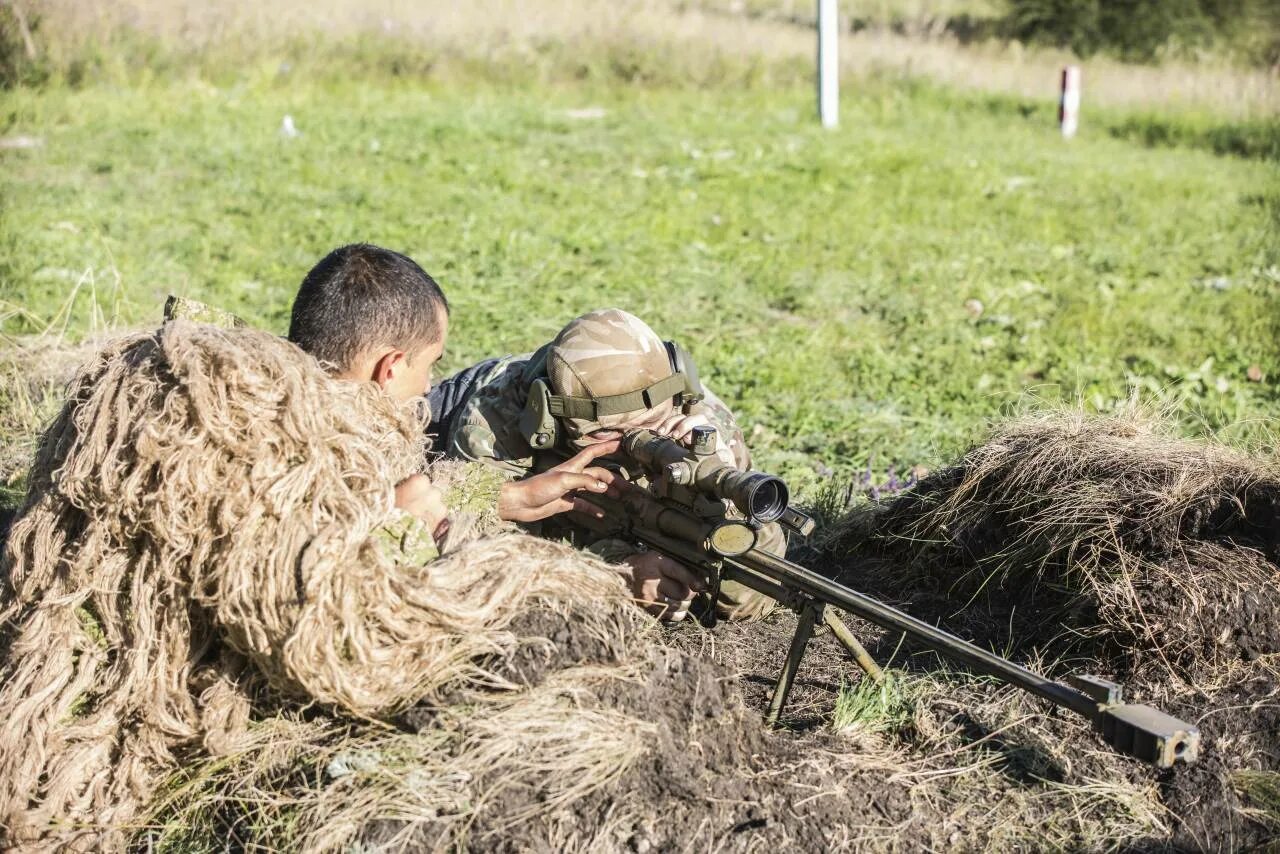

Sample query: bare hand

[617,551,707,622]
[395,474,449,541]
[498,440,621,523]
[653,412,711,443]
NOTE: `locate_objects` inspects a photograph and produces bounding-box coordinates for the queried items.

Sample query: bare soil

[374,557,1280,851]
[415,454,1280,851]
[387,607,928,852]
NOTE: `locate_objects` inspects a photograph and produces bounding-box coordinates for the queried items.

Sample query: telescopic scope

[621,429,790,525]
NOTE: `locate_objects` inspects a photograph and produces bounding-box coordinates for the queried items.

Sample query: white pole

[818,0,838,129]
[1059,66,1081,138]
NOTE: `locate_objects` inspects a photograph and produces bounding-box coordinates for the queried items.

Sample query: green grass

[831,671,916,736]
[1107,110,1280,161]
[2,76,1277,494]
[1235,770,1280,830]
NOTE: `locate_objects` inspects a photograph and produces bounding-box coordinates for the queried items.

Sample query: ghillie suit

[826,410,1280,848]
[0,321,642,851]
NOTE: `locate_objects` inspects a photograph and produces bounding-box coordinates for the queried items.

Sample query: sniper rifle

[553,426,1201,769]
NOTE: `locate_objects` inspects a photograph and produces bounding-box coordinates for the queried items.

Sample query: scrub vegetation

[2,26,1276,498]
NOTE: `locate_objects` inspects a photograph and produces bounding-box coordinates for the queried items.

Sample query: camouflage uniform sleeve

[440,463,508,533]
[163,295,246,329]
[448,357,537,477]
[374,465,509,566]
[374,509,440,566]
[695,384,752,470]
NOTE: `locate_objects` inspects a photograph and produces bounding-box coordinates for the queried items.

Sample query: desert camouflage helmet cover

[546,309,685,442]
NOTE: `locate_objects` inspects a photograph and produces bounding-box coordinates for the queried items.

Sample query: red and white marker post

[1059,65,1081,138]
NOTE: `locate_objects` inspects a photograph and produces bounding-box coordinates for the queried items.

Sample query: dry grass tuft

[142,664,656,852]
[0,340,86,500]
[833,666,1170,850]
[1234,769,1280,830]
[0,274,129,505]
[834,407,1280,683]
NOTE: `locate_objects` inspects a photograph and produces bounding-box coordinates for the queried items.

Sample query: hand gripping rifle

[562,426,1201,769]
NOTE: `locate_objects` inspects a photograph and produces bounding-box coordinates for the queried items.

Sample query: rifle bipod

[765,602,885,726]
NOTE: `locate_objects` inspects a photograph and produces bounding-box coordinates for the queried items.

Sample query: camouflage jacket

[374,465,508,566]
[427,350,753,476]
[425,349,769,565]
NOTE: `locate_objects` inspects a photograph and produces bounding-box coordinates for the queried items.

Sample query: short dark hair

[288,244,448,372]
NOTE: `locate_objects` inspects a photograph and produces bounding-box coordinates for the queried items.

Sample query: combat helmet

[518,309,702,450]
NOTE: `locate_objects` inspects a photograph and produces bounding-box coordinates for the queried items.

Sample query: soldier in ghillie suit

[427,309,785,621]
[167,245,623,566]
[0,269,640,850]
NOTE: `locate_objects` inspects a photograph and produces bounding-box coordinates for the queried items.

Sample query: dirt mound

[817,411,1280,848]
[156,631,1176,853]
[827,411,1280,682]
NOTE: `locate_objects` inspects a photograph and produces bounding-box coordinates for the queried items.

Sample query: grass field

[3,72,1277,501]
[2,4,1279,848]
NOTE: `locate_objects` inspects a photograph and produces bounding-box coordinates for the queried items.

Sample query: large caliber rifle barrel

[728,550,1097,717]
[571,428,1200,768]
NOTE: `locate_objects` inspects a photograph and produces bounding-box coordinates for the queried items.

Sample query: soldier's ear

[371,349,407,390]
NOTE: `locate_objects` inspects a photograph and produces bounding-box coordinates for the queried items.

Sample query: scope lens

[736,474,788,524]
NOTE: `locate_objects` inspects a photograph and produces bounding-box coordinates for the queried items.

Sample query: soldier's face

[579,399,676,445]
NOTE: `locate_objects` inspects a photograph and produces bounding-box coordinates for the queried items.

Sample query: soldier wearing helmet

[427,308,784,621]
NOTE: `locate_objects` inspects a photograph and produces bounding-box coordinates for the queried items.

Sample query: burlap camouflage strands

[0,321,639,850]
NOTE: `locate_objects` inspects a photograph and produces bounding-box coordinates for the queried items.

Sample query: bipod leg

[766,602,821,726]
[822,610,884,684]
